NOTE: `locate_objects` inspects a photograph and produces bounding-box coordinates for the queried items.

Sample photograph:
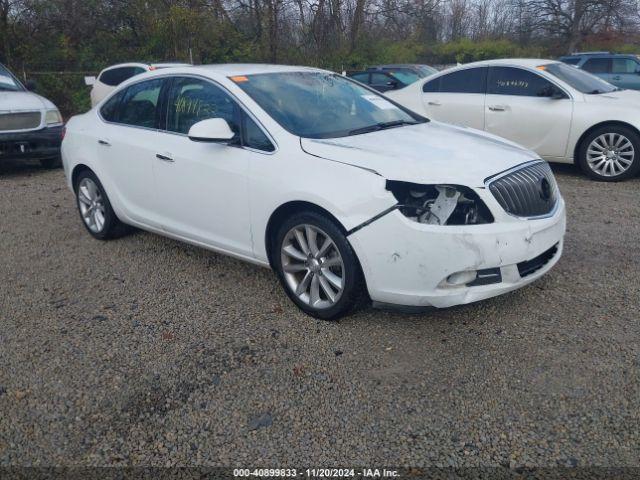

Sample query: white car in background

[388,58,640,181]
[62,64,565,319]
[86,62,190,107]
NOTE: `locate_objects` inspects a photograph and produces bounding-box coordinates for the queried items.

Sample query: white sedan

[388,58,640,181]
[62,64,565,319]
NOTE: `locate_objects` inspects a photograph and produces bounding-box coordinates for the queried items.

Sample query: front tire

[74,170,127,240]
[273,211,367,320]
[577,125,640,181]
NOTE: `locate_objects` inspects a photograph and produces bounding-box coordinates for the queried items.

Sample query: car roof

[101,62,190,71]
[457,58,560,69]
[191,63,326,76]
[371,64,421,69]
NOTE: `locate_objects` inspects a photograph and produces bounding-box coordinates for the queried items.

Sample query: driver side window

[166,77,240,136]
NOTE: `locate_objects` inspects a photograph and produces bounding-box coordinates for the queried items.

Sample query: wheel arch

[574,120,640,161]
[264,201,348,269]
[71,163,94,189]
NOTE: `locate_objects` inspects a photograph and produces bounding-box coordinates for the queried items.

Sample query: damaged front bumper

[348,197,566,308]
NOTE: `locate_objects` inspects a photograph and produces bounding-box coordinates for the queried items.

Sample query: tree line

[1,0,639,114]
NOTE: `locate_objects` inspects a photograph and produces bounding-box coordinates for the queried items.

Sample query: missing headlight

[386,181,494,225]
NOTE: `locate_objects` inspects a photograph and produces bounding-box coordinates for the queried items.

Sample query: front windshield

[233,71,424,139]
[543,63,617,94]
[386,69,421,85]
[0,64,24,92]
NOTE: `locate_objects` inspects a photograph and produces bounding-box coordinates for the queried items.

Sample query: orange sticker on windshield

[230,75,249,83]
[536,65,547,71]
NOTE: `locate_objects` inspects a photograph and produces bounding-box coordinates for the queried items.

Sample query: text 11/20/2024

[233,468,400,478]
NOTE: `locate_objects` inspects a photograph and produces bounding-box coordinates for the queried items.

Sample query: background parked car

[346,64,437,92]
[86,62,190,106]
[387,58,640,181]
[0,63,64,168]
[559,52,640,90]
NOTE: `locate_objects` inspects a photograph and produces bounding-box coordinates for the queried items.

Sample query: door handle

[427,101,441,106]
[156,153,174,163]
[98,139,111,146]
[488,105,507,112]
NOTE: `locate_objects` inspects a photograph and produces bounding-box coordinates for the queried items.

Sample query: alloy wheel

[77,177,106,233]
[280,224,345,309]
[586,133,635,177]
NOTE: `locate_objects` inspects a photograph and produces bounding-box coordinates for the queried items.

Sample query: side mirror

[188,118,236,143]
[25,80,37,92]
[84,76,96,86]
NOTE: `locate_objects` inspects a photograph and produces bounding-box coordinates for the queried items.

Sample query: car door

[151,76,255,257]
[610,57,640,90]
[96,77,167,227]
[420,67,487,130]
[581,57,612,84]
[484,66,573,159]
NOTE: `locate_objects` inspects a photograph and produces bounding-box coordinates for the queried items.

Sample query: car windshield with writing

[232,71,424,139]
[0,64,24,92]
[543,63,617,94]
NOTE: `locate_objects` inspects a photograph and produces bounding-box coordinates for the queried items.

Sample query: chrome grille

[0,111,41,131]
[488,161,558,218]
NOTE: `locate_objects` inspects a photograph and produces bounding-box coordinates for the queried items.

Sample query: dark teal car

[559,52,640,90]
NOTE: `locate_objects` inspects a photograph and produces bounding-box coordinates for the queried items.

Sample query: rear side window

[166,77,240,135]
[611,58,639,74]
[118,78,164,128]
[582,58,610,74]
[99,66,146,87]
[487,67,554,97]
[422,77,440,92]
[424,67,487,94]
[100,91,124,122]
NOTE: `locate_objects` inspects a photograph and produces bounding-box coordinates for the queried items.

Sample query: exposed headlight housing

[387,181,493,225]
[45,109,63,125]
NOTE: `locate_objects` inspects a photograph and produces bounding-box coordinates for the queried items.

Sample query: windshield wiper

[349,120,417,136]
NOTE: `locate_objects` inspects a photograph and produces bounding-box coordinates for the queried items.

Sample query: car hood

[584,89,640,105]
[0,91,54,112]
[300,121,538,187]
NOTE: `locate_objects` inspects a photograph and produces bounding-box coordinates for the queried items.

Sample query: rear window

[99,66,146,87]
[560,57,580,65]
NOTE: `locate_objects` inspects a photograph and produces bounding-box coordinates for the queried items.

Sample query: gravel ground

[0,160,639,468]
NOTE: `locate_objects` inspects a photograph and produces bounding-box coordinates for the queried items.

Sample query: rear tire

[74,169,128,240]
[577,125,640,181]
[272,211,368,320]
